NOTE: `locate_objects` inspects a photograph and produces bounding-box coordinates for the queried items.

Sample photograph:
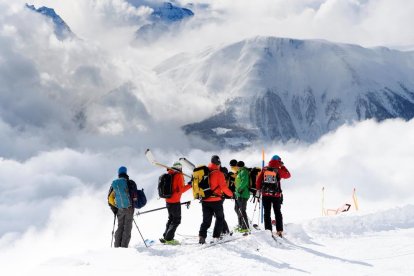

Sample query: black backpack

[262,167,282,195]
[248,167,262,193]
[158,173,173,198]
[227,171,236,193]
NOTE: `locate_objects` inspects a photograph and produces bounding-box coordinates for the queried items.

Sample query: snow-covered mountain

[156,37,414,147]
[26,4,75,40]
[151,2,194,23]
[135,2,194,43]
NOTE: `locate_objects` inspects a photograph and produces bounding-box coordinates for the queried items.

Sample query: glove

[110,205,118,215]
[223,194,232,199]
[187,181,192,187]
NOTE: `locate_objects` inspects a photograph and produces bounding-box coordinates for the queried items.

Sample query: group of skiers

[108,154,290,247]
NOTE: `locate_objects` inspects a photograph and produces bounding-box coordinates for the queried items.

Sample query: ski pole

[235,197,261,251]
[322,187,325,216]
[135,201,191,216]
[258,194,261,226]
[111,214,116,248]
[251,193,259,222]
[352,188,359,211]
[133,218,148,248]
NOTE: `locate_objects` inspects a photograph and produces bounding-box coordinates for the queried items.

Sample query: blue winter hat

[118,166,127,175]
[271,155,281,161]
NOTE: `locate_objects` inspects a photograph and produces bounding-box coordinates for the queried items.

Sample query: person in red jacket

[256,155,291,237]
[160,161,191,245]
[198,155,234,244]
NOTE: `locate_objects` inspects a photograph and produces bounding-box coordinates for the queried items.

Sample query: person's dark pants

[262,196,283,232]
[235,198,249,229]
[115,207,134,248]
[222,199,230,234]
[222,219,230,234]
[199,200,224,238]
[163,202,181,241]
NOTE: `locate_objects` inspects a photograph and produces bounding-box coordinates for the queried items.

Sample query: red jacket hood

[268,159,282,168]
[167,169,181,175]
[208,163,220,171]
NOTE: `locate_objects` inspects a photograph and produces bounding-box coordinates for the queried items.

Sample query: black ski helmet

[211,155,221,165]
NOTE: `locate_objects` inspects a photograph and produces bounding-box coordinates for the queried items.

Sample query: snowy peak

[156,36,414,147]
[26,4,75,40]
[151,2,194,23]
[135,2,194,44]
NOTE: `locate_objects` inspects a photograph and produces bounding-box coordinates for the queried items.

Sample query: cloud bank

[1,118,413,243]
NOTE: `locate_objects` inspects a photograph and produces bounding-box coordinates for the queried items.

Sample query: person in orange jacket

[256,155,291,237]
[160,161,191,245]
[198,155,234,244]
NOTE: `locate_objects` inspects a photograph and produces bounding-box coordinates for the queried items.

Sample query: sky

[1,0,414,262]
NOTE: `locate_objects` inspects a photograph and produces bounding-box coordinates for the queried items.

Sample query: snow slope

[1,200,413,276]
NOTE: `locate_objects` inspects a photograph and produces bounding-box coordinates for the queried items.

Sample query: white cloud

[0,0,197,160]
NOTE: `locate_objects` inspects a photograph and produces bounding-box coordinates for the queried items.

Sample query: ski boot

[165,239,180,245]
[210,236,223,244]
[239,228,250,236]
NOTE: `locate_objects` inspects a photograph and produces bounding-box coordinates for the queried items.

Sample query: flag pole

[260,149,265,224]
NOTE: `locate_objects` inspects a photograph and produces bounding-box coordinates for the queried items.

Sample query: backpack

[227,171,236,193]
[126,179,146,209]
[158,173,173,198]
[135,189,147,209]
[248,167,262,193]
[261,167,282,195]
[108,189,116,207]
[192,165,218,199]
[111,178,131,209]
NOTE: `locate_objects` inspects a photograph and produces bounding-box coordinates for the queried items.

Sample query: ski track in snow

[3,204,414,276]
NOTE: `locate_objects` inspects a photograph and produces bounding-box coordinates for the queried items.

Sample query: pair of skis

[178,233,247,248]
[144,149,195,177]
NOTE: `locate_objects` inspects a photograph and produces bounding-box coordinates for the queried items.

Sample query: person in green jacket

[234,161,250,232]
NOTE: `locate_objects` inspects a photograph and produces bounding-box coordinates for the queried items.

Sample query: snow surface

[212,127,232,135]
[1,199,414,275]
